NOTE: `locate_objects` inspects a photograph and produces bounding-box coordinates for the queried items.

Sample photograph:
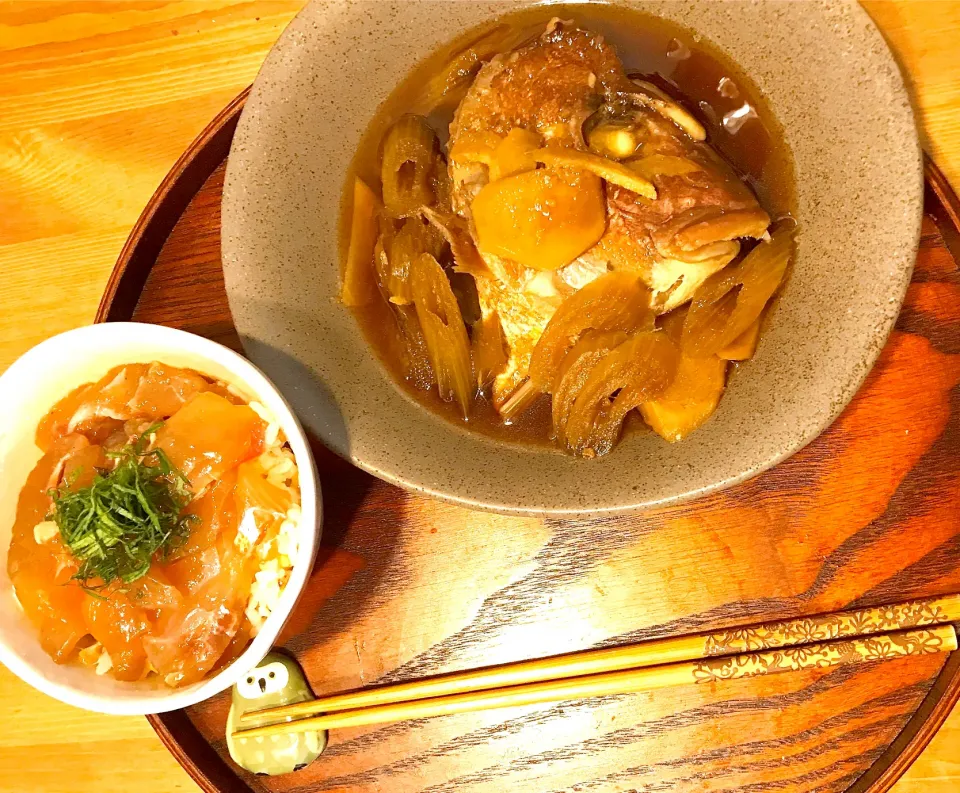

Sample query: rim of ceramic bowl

[0,323,321,714]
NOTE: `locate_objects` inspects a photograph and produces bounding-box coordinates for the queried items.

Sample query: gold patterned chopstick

[233,625,957,739]
[239,593,960,727]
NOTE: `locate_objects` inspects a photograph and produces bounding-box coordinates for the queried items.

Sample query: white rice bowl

[0,323,321,715]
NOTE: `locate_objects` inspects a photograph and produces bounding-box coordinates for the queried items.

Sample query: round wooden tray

[97,90,960,793]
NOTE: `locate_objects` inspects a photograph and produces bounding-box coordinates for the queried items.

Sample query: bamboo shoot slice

[640,355,727,443]
[341,178,381,307]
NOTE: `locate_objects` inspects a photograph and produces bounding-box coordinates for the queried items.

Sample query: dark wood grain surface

[97,100,960,793]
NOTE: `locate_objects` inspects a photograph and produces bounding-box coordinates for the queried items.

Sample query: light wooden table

[0,2,959,791]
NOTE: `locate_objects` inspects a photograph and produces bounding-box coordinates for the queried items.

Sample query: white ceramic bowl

[0,323,321,715]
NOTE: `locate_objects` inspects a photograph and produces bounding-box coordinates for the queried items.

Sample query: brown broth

[341,2,797,449]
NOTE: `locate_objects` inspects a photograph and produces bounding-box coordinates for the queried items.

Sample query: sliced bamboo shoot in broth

[340,3,796,455]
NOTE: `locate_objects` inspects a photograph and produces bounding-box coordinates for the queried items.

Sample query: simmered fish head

[449,21,770,407]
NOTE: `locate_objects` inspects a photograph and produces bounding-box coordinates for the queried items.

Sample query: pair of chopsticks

[232,594,960,740]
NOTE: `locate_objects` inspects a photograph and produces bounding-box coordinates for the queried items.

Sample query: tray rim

[95,89,960,793]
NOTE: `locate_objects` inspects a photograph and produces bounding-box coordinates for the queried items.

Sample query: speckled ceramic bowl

[221,0,921,516]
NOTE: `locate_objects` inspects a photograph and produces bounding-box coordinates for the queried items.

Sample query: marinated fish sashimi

[8,362,304,687]
[154,391,265,491]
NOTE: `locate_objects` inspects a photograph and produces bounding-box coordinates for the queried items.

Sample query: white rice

[242,400,301,636]
[78,641,114,675]
[96,648,114,675]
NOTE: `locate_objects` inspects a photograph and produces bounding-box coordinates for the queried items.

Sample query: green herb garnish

[49,422,197,588]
